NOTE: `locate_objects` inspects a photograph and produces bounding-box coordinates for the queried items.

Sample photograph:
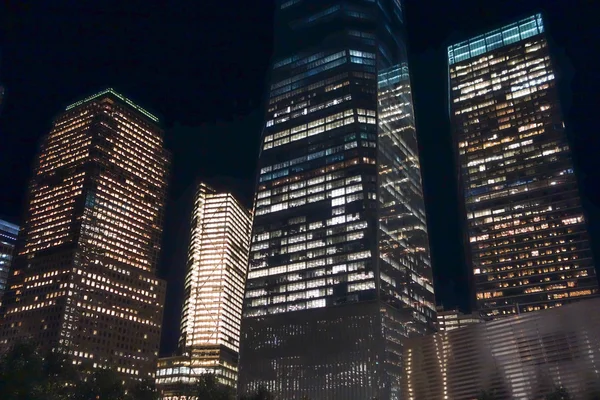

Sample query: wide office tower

[0,89,169,384]
[449,15,598,318]
[0,219,19,301]
[238,1,436,399]
[156,184,252,396]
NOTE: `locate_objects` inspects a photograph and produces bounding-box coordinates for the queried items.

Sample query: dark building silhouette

[0,89,169,384]
[448,14,598,317]
[0,219,19,301]
[0,84,5,115]
[238,1,435,399]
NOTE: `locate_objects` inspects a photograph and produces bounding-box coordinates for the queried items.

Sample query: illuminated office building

[403,298,600,400]
[0,219,19,301]
[239,1,435,399]
[0,89,169,384]
[156,184,252,398]
[436,306,482,332]
[449,14,598,318]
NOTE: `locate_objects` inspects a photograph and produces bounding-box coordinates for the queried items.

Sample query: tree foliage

[126,379,160,400]
[0,341,71,400]
[240,385,276,400]
[0,342,159,400]
[195,373,235,400]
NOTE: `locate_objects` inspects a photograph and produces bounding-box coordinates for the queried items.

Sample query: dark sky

[1,0,598,355]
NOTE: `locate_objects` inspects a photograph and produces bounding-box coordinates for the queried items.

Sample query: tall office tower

[156,184,252,396]
[0,89,169,384]
[449,14,598,318]
[238,1,435,399]
[0,219,19,301]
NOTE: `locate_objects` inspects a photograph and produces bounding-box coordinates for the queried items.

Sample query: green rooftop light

[65,88,159,122]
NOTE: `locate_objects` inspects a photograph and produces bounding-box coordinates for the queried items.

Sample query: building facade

[156,184,252,398]
[0,219,19,301]
[404,298,600,400]
[238,1,435,399]
[436,306,482,332]
[0,89,169,384]
[449,14,598,318]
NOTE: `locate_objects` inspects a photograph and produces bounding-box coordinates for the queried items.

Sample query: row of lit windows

[269,72,349,106]
[470,220,584,244]
[266,94,352,128]
[248,250,371,280]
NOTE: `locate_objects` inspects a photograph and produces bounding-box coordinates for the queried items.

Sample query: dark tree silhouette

[0,341,165,400]
[0,341,45,400]
[0,341,80,400]
[74,368,125,400]
[126,379,160,400]
[195,373,235,400]
[240,385,276,400]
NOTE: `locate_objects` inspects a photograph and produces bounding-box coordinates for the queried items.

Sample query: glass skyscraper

[156,183,252,397]
[0,89,169,384]
[0,219,19,301]
[239,1,435,399]
[448,15,598,318]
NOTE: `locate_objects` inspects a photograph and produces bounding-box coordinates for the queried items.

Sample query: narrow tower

[156,183,252,396]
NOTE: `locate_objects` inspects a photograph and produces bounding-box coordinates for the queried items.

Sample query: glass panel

[470,39,487,57]
[519,21,538,39]
[486,33,503,51]
[502,27,520,45]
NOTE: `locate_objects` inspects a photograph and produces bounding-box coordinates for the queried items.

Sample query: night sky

[1,0,598,356]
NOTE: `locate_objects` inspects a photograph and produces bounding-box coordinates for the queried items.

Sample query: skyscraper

[448,14,598,317]
[0,89,169,384]
[239,1,435,399]
[156,183,252,396]
[0,219,19,301]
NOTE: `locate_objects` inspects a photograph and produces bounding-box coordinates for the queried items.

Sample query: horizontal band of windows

[266,94,352,128]
[270,58,347,97]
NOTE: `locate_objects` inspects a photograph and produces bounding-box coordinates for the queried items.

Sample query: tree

[195,373,234,400]
[0,341,45,400]
[0,341,81,400]
[0,341,159,400]
[545,386,572,400]
[240,385,275,400]
[74,368,125,400]
[38,350,80,400]
[127,379,160,400]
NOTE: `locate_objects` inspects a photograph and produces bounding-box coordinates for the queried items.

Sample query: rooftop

[65,88,159,122]
[448,14,545,66]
